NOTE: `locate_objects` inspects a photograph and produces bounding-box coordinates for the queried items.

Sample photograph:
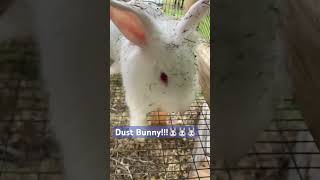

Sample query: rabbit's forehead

[152,44,195,69]
[164,43,196,63]
[155,44,196,74]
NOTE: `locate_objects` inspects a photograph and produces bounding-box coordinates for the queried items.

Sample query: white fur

[110,0,209,126]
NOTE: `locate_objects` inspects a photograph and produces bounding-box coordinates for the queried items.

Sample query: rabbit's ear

[110,1,154,47]
[175,0,209,42]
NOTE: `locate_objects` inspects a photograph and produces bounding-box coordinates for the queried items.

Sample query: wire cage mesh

[213,99,320,180]
[1,40,320,180]
[0,40,63,180]
[110,1,211,179]
[1,1,319,180]
[110,74,211,179]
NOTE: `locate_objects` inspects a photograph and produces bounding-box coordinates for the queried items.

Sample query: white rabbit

[0,0,107,180]
[110,0,210,126]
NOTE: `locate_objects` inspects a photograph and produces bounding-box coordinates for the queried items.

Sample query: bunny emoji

[188,127,195,137]
[169,127,177,137]
[179,127,186,137]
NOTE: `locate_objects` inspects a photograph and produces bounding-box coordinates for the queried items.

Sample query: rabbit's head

[110,0,209,113]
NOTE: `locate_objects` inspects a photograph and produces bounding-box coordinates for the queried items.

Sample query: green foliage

[162,0,210,42]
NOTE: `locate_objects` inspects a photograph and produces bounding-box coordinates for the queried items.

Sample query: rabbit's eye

[160,72,168,85]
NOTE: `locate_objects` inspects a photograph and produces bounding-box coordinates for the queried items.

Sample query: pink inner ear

[110,6,147,47]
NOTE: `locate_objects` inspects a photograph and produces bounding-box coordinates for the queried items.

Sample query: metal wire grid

[0,42,319,180]
[213,99,320,180]
[0,40,62,180]
[0,40,211,180]
[110,74,211,179]
[109,3,211,178]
